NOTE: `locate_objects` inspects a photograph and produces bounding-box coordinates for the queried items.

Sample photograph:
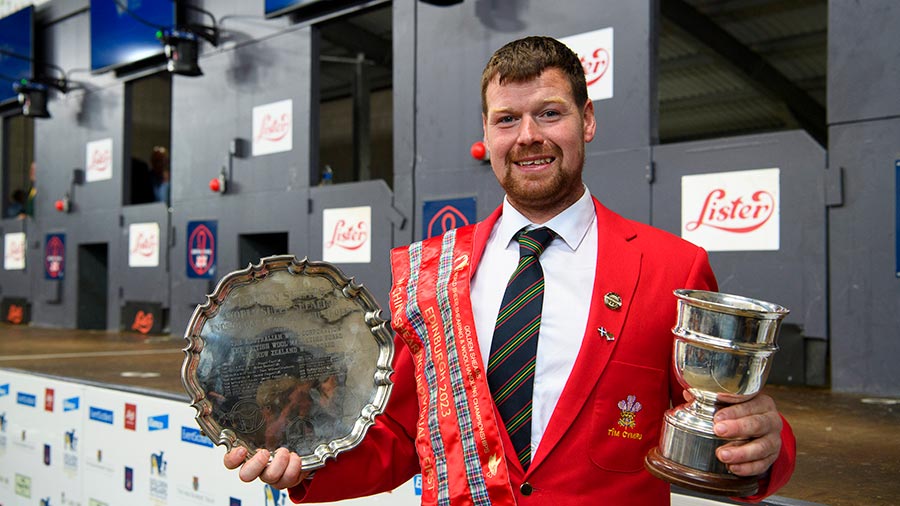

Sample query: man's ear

[582,100,596,143]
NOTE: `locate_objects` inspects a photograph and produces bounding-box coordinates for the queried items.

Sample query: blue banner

[187,221,217,279]
[423,197,477,239]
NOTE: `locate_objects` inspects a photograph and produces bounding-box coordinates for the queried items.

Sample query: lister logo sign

[129,223,160,267]
[252,99,293,156]
[323,206,371,264]
[559,27,614,102]
[86,138,114,182]
[681,168,780,252]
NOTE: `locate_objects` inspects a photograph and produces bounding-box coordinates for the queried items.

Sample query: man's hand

[712,393,783,477]
[223,446,311,489]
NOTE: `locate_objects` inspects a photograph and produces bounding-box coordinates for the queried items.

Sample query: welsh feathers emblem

[617,394,643,428]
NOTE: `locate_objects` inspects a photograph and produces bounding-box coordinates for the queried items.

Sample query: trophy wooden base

[644,448,759,497]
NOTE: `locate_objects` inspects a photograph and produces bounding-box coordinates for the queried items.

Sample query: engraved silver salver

[181,255,394,470]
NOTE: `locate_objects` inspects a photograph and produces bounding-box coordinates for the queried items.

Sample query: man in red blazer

[225,36,795,505]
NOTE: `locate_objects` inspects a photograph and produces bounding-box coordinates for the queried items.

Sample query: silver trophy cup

[645,289,789,497]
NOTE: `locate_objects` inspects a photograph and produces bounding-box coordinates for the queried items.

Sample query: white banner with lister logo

[128,223,160,267]
[3,232,26,270]
[252,99,293,156]
[85,138,113,183]
[681,168,781,252]
[559,27,614,102]
[323,206,371,264]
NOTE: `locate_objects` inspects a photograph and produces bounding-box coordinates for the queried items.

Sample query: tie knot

[517,227,555,258]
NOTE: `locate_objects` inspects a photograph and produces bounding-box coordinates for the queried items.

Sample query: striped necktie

[487,226,555,470]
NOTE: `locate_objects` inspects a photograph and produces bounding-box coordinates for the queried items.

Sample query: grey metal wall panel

[828,0,900,124]
[828,118,900,397]
[121,203,170,306]
[583,147,652,224]
[651,131,827,341]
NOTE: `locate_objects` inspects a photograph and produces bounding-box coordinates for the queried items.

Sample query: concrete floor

[1,323,898,506]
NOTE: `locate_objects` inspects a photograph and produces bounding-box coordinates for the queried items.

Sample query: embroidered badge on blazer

[617,395,643,428]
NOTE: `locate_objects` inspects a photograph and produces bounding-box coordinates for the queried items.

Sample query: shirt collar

[498,185,596,252]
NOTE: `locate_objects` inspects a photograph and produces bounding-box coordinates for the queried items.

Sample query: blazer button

[520,482,533,496]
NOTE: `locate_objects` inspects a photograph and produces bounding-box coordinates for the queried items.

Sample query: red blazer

[291,197,796,505]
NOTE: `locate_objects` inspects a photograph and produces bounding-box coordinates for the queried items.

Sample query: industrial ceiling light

[14,80,50,118]
[157,23,219,77]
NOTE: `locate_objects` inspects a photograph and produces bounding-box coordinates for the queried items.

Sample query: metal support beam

[353,52,371,181]
[661,0,826,146]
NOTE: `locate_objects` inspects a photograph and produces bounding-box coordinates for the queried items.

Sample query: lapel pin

[597,327,615,341]
[604,292,623,310]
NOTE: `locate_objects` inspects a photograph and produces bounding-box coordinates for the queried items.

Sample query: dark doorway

[77,243,108,330]
[238,232,288,269]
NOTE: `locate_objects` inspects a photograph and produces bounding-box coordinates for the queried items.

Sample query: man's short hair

[480,36,588,113]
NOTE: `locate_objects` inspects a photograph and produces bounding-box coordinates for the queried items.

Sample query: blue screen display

[90,0,175,73]
[0,6,33,106]
[265,0,328,18]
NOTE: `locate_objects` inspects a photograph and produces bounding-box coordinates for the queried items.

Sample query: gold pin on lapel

[604,292,623,310]
[597,327,615,341]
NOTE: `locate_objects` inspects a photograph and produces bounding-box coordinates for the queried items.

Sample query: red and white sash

[390,225,517,506]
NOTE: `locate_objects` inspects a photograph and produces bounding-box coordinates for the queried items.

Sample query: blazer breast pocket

[589,360,668,473]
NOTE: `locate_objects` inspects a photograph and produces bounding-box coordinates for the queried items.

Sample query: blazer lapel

[528,197,643,474]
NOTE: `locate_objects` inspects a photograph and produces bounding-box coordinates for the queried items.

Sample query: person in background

[150,146,170,206]
[6,189,25,218]
[224,36,796,505]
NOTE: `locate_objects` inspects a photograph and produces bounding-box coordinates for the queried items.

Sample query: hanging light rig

[156,20,219,77]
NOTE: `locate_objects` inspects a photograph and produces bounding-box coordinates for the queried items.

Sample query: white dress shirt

[470,187,598,461]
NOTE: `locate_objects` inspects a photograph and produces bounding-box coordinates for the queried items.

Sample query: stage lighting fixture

[160,29,203,76]
[14,81,50,118]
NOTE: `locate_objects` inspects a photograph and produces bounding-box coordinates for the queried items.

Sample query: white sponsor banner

[85,138,113,182]
[323,206,371,264]
[681,168,781,252]
[128,223,160,267]
[252,99,293,156]
[559,27,614,102]
[3,232,26,270]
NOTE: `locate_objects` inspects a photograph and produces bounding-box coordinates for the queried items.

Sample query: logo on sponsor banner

[4,232,26,270]
[264,484,286,506]
[45,388,55,411]
[230,497,242,506]
[187,221,217,278]
[322,206,372,264]
[45,233,66,280]
[423,197,477,239]
[181,426,213,447]
[130,310,154,334]
[7,304,24,324]
[44,444,51,465]
[85,138,113,183]
[193,476,199,491]
[128,223,160,267]
[124,466,133,491]
[15,473,31,498]
[89,499,110,506]
[63,396,79,411]
[89,407,114,424]
[252,99,293,156]
[150,451,167,476]
[17,392,36,407]
[97,449,102,462]
[681,168,781,252]
[149,451,168,500]
[0,412,6,430]
[414,474,423,496]
[65,430,78,450]
[558,27,614,102]
[124,403,137,430]
[40,497,51,506]
[0,383,8,396]
[148,414,169,431]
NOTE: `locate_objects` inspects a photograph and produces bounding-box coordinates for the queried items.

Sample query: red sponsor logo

[45,388,55,412]
[255,113,290,143]
[7,304,23,324]
[124,403,137,431]
[90,148,110,173]
[326,219,369,251]
[46,235,65,278]
[131,232,158,257]
[581,47,611,86]
[132,311,154,334]
[685,189,776,233]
